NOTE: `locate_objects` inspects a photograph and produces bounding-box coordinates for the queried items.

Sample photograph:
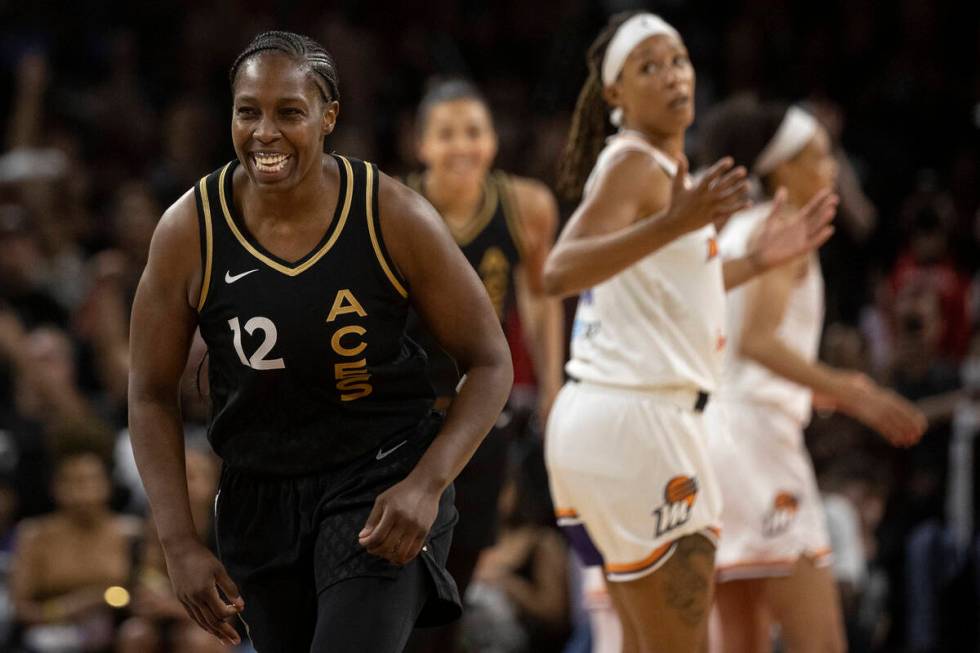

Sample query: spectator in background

[466,441,570,653]
[9,429,140,652]
[116,446,229,653]
[890,180,972,360]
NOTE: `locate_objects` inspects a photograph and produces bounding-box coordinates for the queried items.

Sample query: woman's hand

[162,537,243,646]
[664,156,751,235]
[359,475,442,566]
[749,188,838,271]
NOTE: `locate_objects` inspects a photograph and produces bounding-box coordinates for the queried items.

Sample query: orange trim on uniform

[554,508,579,519]
[716,547,833,575]
[605,541,673,574]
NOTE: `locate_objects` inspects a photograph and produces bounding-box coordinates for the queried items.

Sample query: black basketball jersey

[404,171,524,396]
[195,154,433,475]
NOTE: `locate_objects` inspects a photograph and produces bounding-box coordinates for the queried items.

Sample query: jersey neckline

[217,154,354,276]
[410,171,500,247]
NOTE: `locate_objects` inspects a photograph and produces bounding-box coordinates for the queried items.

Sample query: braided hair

[556,12,639,201]
[229,30,340,105]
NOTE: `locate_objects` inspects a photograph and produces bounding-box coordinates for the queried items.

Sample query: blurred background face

[417,98,497,187]
[53,453,110,518]
[609,33,695,137]
[770,126,838,206]
[27,328,76,389]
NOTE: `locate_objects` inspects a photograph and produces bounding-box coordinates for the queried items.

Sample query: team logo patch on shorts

[653,475,698,537]
[762,491,799,537]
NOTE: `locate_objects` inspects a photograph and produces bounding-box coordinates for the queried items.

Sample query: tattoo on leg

[662,535,715,627]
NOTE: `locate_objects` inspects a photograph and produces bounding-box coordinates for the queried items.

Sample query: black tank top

[404,171,524,396]
[195,154,433,475]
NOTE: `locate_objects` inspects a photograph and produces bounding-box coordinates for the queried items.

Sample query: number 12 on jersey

[228,316,285,370]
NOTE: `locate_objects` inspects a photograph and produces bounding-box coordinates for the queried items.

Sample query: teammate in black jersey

[128,31,513,653]
[403,79,564,651]
[406,79,563,419]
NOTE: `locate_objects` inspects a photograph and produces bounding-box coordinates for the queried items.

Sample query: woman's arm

[128,192,242,646]
[496,530,569,626]
[739,262,925,445]
[510,177,564,421]
[358,175,513,565]
[723,189,838,291]
[543,155,749,298]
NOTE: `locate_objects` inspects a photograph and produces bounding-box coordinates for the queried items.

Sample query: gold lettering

[331,325,367,356]
[335,360,373,401]
[478,247,510,319]
[326,289,368,322]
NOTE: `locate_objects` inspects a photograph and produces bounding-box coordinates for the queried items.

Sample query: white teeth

[253,153,289,173]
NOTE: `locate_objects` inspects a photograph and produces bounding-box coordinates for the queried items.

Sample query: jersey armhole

[194,175,214,313]
[365,162,410,299]
[496,172,528,261]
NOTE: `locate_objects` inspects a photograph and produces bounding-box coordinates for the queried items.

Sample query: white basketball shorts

[545,380,722,583]
[706,399,831,582]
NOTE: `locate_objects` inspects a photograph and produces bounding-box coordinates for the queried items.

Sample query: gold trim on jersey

[407,171,499,247]
[216,156,354,276]
[365,163,409,298]
[447,175,498,246]
[495,172,527,260]
[196,176,214,312]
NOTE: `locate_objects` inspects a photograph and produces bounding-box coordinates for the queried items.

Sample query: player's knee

[116,617,161,653]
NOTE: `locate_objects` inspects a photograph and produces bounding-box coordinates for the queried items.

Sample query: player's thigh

[711,578,770,653]
[312,558,429,653]
[607,533,716,653]
[235,564,318,653]
[764,557,846,653]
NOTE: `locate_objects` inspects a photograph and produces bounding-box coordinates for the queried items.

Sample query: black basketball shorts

[214,411,461,651]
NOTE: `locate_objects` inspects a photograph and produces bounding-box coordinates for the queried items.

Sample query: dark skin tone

[129,52,512,646]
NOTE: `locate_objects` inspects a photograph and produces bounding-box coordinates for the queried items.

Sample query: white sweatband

[601,13,680,86]
[601,13,680,126]
[753,106,819,175]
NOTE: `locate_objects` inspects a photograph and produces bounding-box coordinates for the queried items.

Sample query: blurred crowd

[0,0,977,651]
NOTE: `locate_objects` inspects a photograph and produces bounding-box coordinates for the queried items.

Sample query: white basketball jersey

[565,133,727,392]
[717,203,824,424]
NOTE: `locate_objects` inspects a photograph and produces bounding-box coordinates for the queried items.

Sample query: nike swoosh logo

[376,440,408,460]
[225,269,260,284]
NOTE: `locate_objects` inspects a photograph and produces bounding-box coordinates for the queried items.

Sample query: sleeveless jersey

[195,155,434,475]
[717,203,824,425]
[404,171,524,396]
[565,133,727,392]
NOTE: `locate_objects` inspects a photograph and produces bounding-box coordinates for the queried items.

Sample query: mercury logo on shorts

[653,475,699,537]
[763,491,799,537]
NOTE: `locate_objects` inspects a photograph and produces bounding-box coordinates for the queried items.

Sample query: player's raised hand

[750,187,838,271]
[162,537,244,646]
[359,476,441,566]
[663,156,752,235]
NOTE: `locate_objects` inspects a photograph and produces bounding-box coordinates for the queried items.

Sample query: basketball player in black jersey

[128,32,513,653]
[404,80,564,608]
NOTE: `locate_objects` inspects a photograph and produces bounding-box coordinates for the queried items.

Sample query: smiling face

[416,98,497,187]
[231,52,339,189]
[605,33,695,137]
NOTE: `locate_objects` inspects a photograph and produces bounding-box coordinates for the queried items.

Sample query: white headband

[753,106,819,175]
[601,13,680,126]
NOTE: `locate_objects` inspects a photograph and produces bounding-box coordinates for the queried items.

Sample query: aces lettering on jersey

[326,289,373,401]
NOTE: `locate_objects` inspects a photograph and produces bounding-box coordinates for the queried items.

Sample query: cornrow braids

[229,30,340,105]
[557,12,639,201]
